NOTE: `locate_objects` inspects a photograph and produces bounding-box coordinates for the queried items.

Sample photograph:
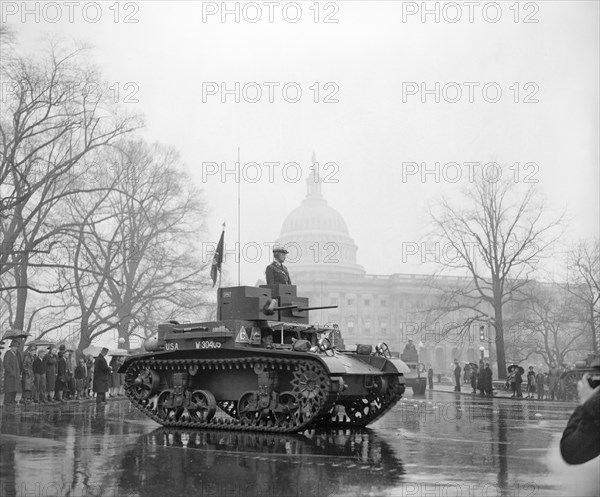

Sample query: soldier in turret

[265,246,292,285]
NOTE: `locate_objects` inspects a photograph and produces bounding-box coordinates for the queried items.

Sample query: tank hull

[120,347,405,433]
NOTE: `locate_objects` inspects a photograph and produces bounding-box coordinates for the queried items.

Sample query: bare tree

[565,239,600,354]
[0,39,141,330]
[101,140,212,349]
[426,171,563,378]
[60,140,212,355]
[506,282,589,367]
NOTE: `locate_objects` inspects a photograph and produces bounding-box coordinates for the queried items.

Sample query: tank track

[317,376,404,428]
[124,355,338,433]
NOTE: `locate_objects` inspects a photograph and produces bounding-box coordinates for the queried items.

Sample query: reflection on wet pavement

[0,392,597,497]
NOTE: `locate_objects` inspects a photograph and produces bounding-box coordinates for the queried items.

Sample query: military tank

[399,341,427,395]
[119,284,407,433]
[561,353,600,401]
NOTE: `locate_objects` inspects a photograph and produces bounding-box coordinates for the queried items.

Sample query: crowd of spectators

[1,339,126,406]
[502,363,575,400]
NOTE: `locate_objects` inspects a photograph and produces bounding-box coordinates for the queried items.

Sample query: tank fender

[386,357,411,375]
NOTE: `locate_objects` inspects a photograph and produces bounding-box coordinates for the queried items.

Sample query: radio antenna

[237,146,241,286]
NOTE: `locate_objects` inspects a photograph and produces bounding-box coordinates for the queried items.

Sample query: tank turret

[119,284,407,432]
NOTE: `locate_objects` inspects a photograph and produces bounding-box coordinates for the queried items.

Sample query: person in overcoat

[33,348,47,403]
[560,366,600,464]
[536,370,545,400]
[526,366,536,399]
[93,347,111,405]
[44,346,57,402]
[21,344,36,404]
[3,340,22,405]
[484,363,494,396]
[55,351,68,402]
[470,364,478,394]
[453,360,461,392]
[85,355,94,398]
[109,355,121,397]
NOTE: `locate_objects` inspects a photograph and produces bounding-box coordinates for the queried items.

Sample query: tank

[399,342,427,395]
[560,353,600,401]
[119,284,407,432]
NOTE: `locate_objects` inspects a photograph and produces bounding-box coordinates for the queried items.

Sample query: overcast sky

[8,0,599,284]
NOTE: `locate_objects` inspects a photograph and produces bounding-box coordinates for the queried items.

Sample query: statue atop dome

[307,152,323,199]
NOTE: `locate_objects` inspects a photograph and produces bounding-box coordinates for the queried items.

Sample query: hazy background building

[269,164,492,376]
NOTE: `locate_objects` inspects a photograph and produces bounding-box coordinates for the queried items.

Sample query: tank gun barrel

[296,305,338,312]
[271,304,299,311]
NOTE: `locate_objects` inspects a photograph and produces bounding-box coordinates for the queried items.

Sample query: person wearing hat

[74,358,87,400]
[43,345,58,403]
[55,348,68,402]
[93,347,111,405]
[453,360,461,393]
[470,363,478,394]
[526,366,536,399]
[20,344,36,404]
[484,363,494,396]
[514,366,523,398]
[2,340,22,405]
[33,347,47,404]
[265,246,292,285]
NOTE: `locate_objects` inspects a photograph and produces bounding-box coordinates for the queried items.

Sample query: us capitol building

[271,168,492,375]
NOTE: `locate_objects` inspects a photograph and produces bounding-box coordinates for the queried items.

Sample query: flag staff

[237,146,241,286]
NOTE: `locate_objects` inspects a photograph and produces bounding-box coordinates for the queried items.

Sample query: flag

[211,228,225,287]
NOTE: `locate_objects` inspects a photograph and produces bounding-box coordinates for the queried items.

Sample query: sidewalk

[425,381,577,404]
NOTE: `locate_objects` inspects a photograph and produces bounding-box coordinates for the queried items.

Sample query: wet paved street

[1,390,598,497]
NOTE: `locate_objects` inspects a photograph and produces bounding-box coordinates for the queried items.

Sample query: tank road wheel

[272,391,299,425]
[372,375,389,398]
[238,392,261,426]
[188,390,217,423]
[290,361,330,425]
[125,364,159,401]
[156,390,183,422]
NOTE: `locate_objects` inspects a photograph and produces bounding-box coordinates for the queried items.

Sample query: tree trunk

[13,257,28,331]
[591,303,598,354]
[494,303,507,380]
[76,316,91,360]
[118,317,131,350]
[76,335,92,362]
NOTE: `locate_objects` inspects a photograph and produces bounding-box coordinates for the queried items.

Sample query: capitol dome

[276,163,365,275]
